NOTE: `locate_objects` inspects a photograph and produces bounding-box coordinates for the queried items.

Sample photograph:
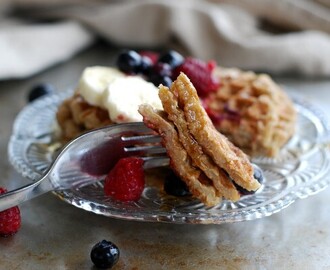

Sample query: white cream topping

[102,76,163,123]
[78,66,125,108]
[77,66,163,123]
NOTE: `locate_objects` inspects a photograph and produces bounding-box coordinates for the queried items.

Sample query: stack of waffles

[139,73,260,206]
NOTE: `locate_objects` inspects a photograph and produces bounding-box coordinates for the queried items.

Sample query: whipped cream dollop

[78,66,125,108]
[77,66,163,123]
[103,76,163,123]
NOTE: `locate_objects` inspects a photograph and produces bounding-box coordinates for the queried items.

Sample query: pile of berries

[0,187,21,237]
[116,50,220,97]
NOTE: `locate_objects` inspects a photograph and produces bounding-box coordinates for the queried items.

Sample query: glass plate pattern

[8,91,330,224]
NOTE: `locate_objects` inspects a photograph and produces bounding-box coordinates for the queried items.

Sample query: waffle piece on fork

[139,73,261,206]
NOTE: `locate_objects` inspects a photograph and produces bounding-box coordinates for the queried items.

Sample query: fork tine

[120,123,168,162]
[142,156,170,169]
[121,134,162,145]
[124,145,167,155]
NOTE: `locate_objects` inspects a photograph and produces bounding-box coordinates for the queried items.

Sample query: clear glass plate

[8,90,330,224]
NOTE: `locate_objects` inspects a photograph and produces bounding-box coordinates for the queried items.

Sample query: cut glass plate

[8,90,330,224]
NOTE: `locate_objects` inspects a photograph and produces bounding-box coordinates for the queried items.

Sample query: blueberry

[148,62,173,87]
[152,62,172,77]
[116,50,142,74]
[138,56,153,75]
[235,165,264,195]
[252,165,264,184]
[158,50,184,68]
[160,76,173,87]
[159,76,173,88]
[164,171,191,197]
[27,83,55,103]
[149,74,172,88]
[90,240,120,269]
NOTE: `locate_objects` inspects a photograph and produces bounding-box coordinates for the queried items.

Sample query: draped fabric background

[1,0,330,80]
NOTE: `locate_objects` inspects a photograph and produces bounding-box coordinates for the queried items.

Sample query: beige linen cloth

[0,0,330,80]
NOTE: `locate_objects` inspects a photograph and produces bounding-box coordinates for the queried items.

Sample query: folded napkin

[1,0,330,80]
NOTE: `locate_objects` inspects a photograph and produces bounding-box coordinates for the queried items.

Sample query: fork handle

[0,175,53,212]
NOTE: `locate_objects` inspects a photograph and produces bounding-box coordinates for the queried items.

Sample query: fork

[0,122,169,212]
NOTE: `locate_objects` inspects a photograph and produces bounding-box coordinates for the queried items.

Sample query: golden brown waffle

[139,73,261,206]
[56,93,112,141]
[158,84,240,201]
[204,67,297,157]
[139,105,221,206]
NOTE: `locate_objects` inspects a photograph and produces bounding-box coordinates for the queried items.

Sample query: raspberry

[173,57,220,97]
[0,187,21,237]
[104,157,145,202]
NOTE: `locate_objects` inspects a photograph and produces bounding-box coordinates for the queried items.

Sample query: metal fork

[0,122,169,211]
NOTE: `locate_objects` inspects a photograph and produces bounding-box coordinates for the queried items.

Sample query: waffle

[139,105,221,206]
[158,83,240,201]
[56,93,113,141]
[139,73,260,206]
[205,67,296,157]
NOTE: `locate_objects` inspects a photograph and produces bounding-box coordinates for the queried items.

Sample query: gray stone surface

[0,42,330,269]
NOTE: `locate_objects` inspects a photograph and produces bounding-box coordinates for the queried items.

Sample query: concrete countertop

[0,42,330,270]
